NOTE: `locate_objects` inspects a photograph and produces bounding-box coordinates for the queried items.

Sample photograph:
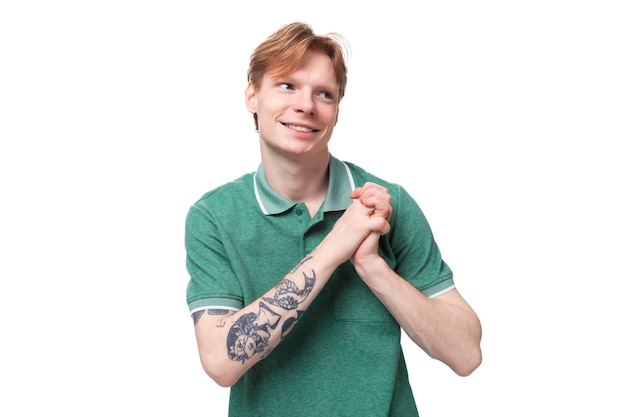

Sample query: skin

[193,51,482,387]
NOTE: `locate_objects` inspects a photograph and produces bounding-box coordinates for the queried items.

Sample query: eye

[319,91,333,100]
[278,82,295,90]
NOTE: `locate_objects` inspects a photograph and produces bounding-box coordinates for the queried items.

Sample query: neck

[261,150,330,216]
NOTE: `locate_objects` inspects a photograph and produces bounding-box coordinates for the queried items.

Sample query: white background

[1,1,624,416]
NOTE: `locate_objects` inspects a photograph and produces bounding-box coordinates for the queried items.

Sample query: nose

[293,90,315,114]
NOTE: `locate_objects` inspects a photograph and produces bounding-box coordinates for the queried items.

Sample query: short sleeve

[386,185,454,297]
[185,201,244,314]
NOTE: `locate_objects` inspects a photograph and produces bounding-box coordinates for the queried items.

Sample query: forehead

[266,50,338,87]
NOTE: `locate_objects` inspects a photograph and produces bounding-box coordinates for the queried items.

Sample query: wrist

[353,255,387,282]
[311,238,345,272]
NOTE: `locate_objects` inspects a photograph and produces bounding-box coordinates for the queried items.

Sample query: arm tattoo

[192,308,230,326]
[264,255,316,310]
[290,255,312,273]
[262,270,315,310]
[281,310,304,338]
[207,309,230,315]
[192,310,205,325]
[225,255,316,363]
[227,301,280,364]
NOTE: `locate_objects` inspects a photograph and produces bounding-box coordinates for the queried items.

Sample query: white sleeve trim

[190,305,241,315]
[428,284,456,298]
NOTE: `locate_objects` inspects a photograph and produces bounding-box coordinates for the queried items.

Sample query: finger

[357,184,391,205]
[358,191,391,209]
[351,182,389,201]
[349,187,363,199]
[358,190,392,220]
[352,197,392,224]
[369,199,393,222]
[360,182,389,197]
[369,215,391,236]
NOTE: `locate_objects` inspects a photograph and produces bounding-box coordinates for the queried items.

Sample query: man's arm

[193,198,390,387]
[350,209,482,376]
[350,183,482,375]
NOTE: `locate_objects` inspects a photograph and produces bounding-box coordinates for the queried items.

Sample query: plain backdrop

[1,1,624,416]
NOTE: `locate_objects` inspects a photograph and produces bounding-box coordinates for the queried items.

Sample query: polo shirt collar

[253,155,356,215]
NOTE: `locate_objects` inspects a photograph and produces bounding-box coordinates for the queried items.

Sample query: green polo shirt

[185,155,454,417]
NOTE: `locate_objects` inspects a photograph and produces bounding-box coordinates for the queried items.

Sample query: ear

[333,107,340,126]
[245,82,257,114]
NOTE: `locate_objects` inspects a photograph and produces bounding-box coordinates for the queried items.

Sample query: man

[185,22,482,416]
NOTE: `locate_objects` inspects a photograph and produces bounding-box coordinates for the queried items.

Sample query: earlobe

[245,82,257,113]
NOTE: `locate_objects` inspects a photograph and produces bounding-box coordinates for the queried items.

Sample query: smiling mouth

[283,123,317,133]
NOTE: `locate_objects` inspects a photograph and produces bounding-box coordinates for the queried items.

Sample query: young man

[185,22,482,416]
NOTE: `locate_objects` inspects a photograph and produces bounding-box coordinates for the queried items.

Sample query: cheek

[323,106,339,126]
[254,98,278,121]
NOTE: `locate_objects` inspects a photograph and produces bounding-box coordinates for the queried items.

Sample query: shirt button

[295,208,303,216]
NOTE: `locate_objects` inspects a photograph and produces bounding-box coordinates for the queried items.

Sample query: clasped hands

[348,182,392,264]
[323,182,392,266]
[350,182,393,233]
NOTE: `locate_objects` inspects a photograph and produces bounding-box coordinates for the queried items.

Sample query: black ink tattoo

[281,310,304,338]
[207,309,230,315]
[290,255,312,274]
[227,302,281,364]
[192,310,205,325]
[192,309,230,326]
[221,257,316,363]
[263,270,315,310]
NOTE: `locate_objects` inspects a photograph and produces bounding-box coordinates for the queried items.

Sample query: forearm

[196,243,341,387]
[354,258,482,376]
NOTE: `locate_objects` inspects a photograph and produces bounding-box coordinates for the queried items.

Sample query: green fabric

[185,155,452,416]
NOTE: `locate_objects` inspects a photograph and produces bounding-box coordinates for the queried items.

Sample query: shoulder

[187,172,257,221]
[193,172,255,205]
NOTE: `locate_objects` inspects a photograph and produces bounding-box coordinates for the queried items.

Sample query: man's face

[246,51,340,160]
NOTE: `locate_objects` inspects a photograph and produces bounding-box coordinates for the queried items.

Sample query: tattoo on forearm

[281,310,304,338]
[227,301,281,364]
[290,255,312,273]
[224,256,316,364]
[262,270,315,310]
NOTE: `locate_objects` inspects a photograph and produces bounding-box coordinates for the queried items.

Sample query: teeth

[287,124,314,132]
